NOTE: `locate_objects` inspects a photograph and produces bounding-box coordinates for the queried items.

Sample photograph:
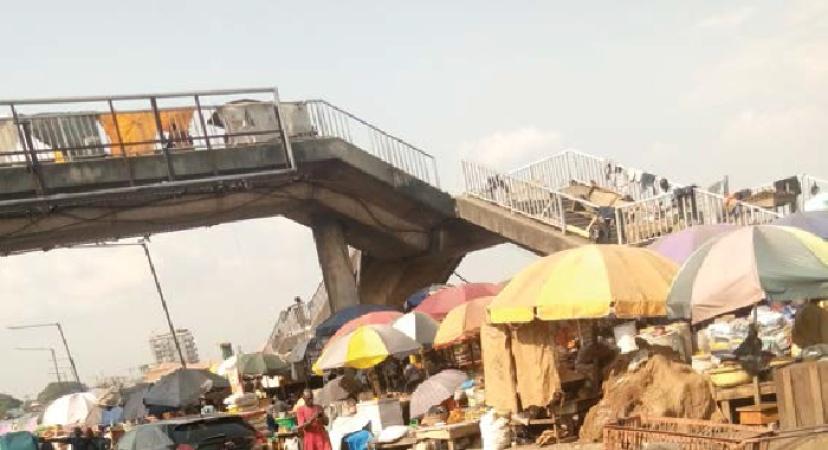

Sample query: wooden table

[415,421,480,450]
[713,381,776,423]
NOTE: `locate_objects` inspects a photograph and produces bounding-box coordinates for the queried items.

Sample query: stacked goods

[579,352,721,442]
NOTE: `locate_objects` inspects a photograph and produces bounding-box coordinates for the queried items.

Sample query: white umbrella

[392,312,439,346]
[42,392,102,426]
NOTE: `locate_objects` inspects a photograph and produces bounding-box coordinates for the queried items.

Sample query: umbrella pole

[751,306,761,406]
[370,367,382,398]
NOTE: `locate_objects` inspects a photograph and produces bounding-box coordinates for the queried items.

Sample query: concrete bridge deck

[0,88,586,310]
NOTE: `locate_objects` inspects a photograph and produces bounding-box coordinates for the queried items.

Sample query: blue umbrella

[314,304,400,337]
[404,284,449,311]
[773,211,828,239]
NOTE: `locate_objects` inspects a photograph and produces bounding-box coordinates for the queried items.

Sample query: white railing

[462,160,608,238]
[510,149,679,201]
[303,100,439,187]
[616,189,781,245]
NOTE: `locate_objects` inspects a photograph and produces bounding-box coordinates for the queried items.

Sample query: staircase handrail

[615,187,781,245]
[462,160,603,235]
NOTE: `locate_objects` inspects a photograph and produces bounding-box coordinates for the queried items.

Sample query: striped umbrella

[667,225,828,323]
[391,311,439,346]
[489,245,677,324]
[328,311,404,343]
[433,296,495,348]
[404,284,449,311]
[648,224,739,264]
[415,283,502,321]
[410,369,469,418]
[313,324,421,373]
[773,211,828,239]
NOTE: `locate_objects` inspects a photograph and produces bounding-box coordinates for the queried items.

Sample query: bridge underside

[0,138,505,306]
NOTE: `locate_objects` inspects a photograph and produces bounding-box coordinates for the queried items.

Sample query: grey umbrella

[144,368,229,408]
[410,369,468,418]
[117,424,174,450]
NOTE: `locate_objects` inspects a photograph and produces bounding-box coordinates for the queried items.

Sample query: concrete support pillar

[312,218,360,312]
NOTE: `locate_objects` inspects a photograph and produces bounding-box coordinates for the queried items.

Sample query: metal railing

[0,89,442,194]
[302,100,439,186]
[510,149,679,201]
[616,189,780,245]
[0,88,295,190]
[462,160,608,238]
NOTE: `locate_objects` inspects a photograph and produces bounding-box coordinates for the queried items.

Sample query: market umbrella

[773,211,828,239]
[415,283,502,321]
[328,311,404,343]
[236,352,290,376]
[404,284,449,311]
[122,384,150,422]
[116,424,175,450]
[489,245,678,324]
[216,355,237,377]
[409,369,468,418]
[667,225,828,324]
[433,296,495,348]
[143,368,230,408]
[805,193,828,212]
[42,392,102,426]
[391,311,439,346]
[315,304,400,338]
[313,324,421,373]
[315,377,352,407]
[648,224,739,264]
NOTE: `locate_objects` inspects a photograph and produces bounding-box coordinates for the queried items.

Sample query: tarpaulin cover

[480,322,517,413]
[29,114,104,159]
[99,109,194,156]
[510,320,560,409]
[0,432,37,450]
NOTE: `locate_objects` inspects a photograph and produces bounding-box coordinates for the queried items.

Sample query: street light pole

[15,347,62,384]
[140,239,187,368]
[7,323,81,384]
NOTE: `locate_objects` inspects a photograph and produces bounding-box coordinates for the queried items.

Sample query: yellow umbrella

[312,324,421,374]
[433,296,495,348]
[489,245,678,323]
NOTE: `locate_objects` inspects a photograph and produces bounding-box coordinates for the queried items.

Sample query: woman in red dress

[296,389,332,450]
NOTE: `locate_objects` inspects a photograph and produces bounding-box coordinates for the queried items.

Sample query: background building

[149,329,199,364]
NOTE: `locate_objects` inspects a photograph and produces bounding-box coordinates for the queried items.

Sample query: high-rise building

[149,329,199,364]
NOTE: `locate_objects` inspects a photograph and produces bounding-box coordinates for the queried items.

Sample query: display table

[415,421,480,450]
[713,381,776,423]
[270,431,297,450]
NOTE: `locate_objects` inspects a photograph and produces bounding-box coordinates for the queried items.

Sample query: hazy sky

[2,1,826,398]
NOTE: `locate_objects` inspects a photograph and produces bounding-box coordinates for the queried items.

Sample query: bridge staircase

[460,149,781,249]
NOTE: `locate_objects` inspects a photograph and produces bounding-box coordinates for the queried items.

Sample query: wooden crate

[774,360,828,430]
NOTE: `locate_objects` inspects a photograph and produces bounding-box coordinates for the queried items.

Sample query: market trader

[296,389,332,450]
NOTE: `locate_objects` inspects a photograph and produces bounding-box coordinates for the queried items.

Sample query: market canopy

[42,392,101,426]
[414,283,502,321]
[144,368,229,408]
[328,311,404,343]
[433,296,494,348]
[773,211,828,239]
[315,304,400,338]
[313,324,421,373]
[122,384,151,422]
[391,311,439,346]
[667,225,828,323]
[410,369,468,418]
[236,352,290,376]
[648,224,739,265]
[404,284,449,311]
[489,245,677,323]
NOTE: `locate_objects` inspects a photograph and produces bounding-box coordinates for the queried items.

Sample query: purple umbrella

[773,211,828,239]
[648,224,738,265]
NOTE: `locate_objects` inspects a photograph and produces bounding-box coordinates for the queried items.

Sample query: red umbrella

[326,311,404,344]
[414,283,502,321]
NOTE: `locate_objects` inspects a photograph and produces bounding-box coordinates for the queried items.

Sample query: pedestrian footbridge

[0,87,792,310]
